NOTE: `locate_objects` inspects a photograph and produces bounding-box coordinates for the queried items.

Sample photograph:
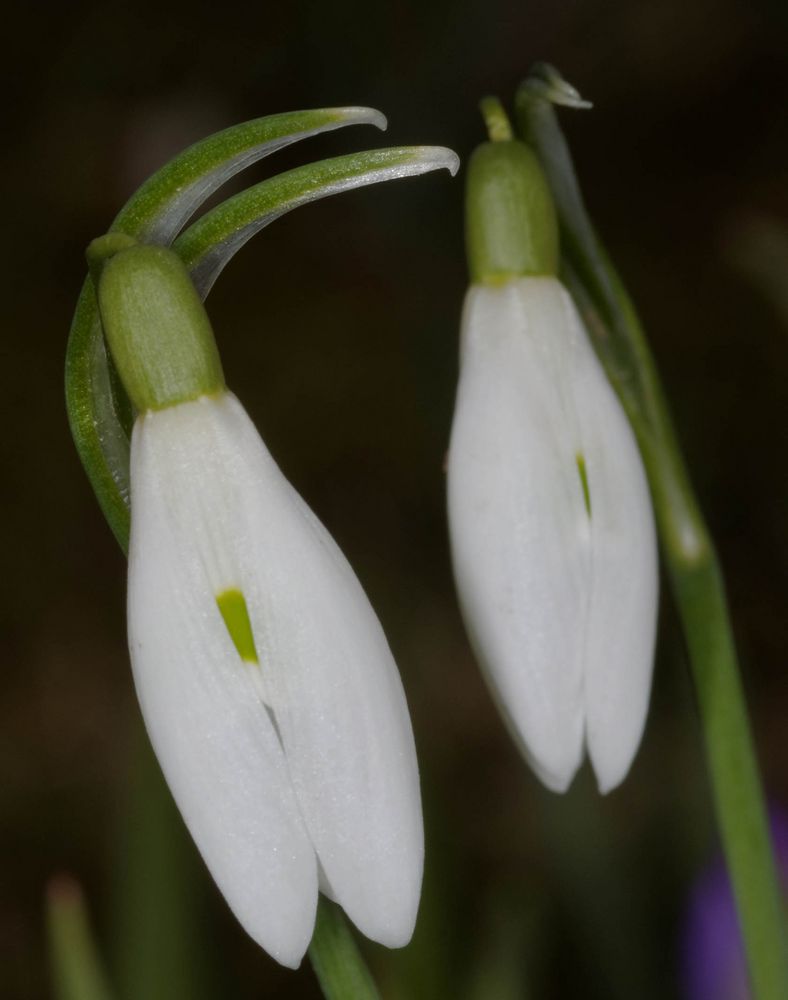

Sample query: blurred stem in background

[112,720,214,1000]
[46,878,115,1000]
[516,63,788,1000]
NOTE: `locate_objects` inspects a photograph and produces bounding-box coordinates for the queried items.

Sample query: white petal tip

[589,732,640,795]
[531,755,581,795]
[591,755,631,797]
[240,900,315,969]
[351,908,418,951]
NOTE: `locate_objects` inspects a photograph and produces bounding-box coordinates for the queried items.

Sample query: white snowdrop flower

[94,238,422,967]
[448,134,658,794]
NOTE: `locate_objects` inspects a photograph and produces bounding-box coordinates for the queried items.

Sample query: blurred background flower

[2,0,787,997]
[681,807,788,1000]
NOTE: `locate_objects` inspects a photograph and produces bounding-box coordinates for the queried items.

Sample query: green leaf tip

[517,63,593,111]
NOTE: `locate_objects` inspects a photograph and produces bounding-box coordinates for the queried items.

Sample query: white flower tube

[448,131,658,794]
[95,240,422,967]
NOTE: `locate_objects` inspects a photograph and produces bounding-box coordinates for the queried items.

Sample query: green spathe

[93,239,225,412]
[465,140,558,284]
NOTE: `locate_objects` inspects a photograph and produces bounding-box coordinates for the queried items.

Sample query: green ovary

[216,588,260,664]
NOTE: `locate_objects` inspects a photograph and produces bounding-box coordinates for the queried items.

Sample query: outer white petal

[564,294,658,793]
[448,279,587,791]
[128,398,318,968]
[448,277,658,793]
[207,395,423,948]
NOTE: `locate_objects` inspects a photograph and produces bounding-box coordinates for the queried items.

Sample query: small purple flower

[681,807,788,1000]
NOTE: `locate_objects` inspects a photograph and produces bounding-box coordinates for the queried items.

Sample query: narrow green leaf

[175,145,459,295]
[113,723,215,1000]
[46,877,115,1000]
[111,107,387,245]
[65,281,132,550]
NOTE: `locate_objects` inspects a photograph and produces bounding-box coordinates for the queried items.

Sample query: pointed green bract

[216,589,259,664]
[175,145,459,295]
[111,107,387,245]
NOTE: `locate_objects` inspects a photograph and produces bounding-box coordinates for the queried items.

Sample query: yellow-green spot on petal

[576,452,592,518]
[217,588,259,664]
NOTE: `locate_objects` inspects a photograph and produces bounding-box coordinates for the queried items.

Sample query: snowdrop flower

[448,132,658,794]
[93,237,422,967]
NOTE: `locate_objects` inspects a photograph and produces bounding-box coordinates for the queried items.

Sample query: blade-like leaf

[175,146,460,295]
[46,877,115,1000]
[65,281,133,549]
[112,107,387,245]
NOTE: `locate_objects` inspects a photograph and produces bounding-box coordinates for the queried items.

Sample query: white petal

[448,277,657,793]
[448,279,587,791]
[128,398,318,968]
[207,394,423,948]
[565,299,658,793]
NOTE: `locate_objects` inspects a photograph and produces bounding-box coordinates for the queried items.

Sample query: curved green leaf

[175,145,460,295]
[112,107,387,244]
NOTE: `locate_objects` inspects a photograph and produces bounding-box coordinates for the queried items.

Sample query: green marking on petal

[217,589,259,664]
[576,452,592,517]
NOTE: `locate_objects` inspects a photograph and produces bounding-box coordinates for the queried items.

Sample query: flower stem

[46,878,115,1000]
[517,66,788,999]
[479,97,513,143]
[308,898,382,1000]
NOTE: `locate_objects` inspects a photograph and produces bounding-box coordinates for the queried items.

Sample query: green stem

[518,67,788,998]
[46,878,115,1000]
[308,898,382,1000]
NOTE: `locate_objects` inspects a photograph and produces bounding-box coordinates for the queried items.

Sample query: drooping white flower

[449,130,658,794]
[95,240,423,968]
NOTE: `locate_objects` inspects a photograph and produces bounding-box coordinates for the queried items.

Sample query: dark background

[2,1,787,997]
